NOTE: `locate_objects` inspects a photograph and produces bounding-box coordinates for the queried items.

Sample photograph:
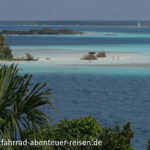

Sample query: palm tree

[0,64,52,140]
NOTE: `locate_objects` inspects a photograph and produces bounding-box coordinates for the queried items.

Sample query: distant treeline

[0,28,82,35]
[0,20,150,26]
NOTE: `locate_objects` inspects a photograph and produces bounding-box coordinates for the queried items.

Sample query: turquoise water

[16,62,150,76]
[11,44,150,53]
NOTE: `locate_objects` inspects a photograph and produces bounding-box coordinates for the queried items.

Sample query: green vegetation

[22,116,135,150]
[88,52,96,55]
[0,34,38,61]
[0,34,13,58]
[81,51,106,60]
[25,53,34,61]
[147,139,150,150]
[0,64,52,143]
[0,28,82,35]
[96,51,106,57]
[81,52,97,60]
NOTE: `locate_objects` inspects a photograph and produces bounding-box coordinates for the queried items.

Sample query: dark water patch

[6,35,150,46]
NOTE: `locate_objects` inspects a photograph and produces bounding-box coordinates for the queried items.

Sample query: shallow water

[17,62,150,76]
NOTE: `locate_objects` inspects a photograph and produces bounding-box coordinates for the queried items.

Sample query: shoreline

[1,51,150,68]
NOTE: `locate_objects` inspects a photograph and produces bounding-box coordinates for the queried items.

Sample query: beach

[6,49,150,68]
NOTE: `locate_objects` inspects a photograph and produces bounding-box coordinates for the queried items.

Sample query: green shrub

[22,116,135,150]
[81,52,97,60]
[100,122,134,150]
[26,53,34,60]
[147,139,150,150]
[81,55,97,60]
[96,51,106,57]
[88,52,96,55]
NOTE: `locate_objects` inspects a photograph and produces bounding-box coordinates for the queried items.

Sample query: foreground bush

[22,116,135,150]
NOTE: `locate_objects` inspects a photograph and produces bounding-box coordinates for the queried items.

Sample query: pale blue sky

[0,0,150,20]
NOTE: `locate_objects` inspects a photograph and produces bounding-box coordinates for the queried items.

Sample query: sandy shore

[37,51,150,67]
[1,50,150,67]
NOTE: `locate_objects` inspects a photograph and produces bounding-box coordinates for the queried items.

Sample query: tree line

[0,28,82,35]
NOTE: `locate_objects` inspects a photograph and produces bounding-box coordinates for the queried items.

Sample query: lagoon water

[1,24,150,149]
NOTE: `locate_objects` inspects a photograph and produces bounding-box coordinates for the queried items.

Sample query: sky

[0,0,150,20]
